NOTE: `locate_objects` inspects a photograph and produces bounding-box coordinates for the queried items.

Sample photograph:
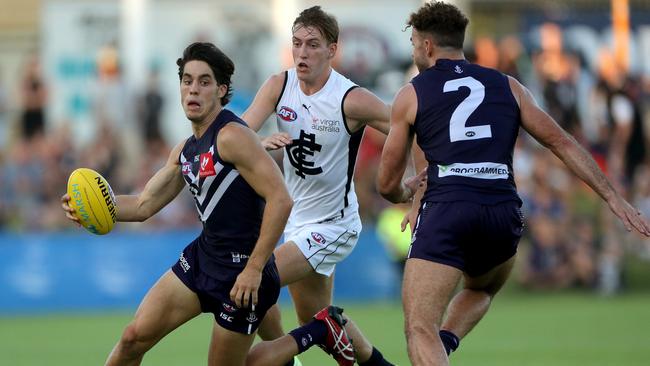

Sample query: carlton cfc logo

[278,106,297,121]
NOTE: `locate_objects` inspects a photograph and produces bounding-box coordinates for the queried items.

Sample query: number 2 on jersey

[443,76,492,142]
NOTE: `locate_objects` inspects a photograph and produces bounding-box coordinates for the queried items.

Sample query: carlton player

[237,6,415,366]
[377,2,650,366]
[62,42,296,365]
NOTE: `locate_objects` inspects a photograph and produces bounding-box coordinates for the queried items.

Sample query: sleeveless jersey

[275,68,362,228]
[179,109,267,273]
[411,59,522,204]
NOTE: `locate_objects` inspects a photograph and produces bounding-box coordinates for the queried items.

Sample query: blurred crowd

[1,22,650,294]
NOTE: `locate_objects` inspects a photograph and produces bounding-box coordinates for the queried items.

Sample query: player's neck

[298,66,332,96]
[430,49,465,67]
[191,106,222,139]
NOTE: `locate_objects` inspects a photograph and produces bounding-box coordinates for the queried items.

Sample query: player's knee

[404,319,439,342]
[121,323,139,344]
[119,322,152,355]
[245,343,273,366]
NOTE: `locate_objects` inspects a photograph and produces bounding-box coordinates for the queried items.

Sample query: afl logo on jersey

[465,131,476,137]
[182,161,192,175]
[278,106,297,122]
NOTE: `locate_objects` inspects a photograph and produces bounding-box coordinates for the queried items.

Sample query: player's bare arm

[243,72,284,131]
[60,141,186,224]
[378,83,426,203]
[510,76,650,236]
[243,72,293,150]
[218,122,293,308]
[343,87,391,134]
[114,140,187,222]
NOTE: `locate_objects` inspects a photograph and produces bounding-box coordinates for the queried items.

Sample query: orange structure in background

[611,0,630,73]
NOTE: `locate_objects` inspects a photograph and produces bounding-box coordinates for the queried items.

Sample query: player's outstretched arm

[242,72,285,132]
[243,72,294,150]
[218,122,293,308]
[378,83,426,203]
[59,141,186,224]
[343,87,391,134]
[511,76,650,236]
[114,140,186,222]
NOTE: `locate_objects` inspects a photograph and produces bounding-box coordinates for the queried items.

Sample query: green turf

[1,293,649,365]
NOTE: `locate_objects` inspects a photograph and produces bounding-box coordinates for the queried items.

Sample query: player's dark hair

[177,42,234,106]
[407,1,469,49]
[292,6,339,45]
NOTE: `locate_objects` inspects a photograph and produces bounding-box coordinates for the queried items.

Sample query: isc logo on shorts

[220,312,234,322]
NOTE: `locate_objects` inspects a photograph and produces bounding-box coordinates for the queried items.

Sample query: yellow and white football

[67,168,117,235]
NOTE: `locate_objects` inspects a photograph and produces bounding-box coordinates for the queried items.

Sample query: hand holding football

[66,168,117,235]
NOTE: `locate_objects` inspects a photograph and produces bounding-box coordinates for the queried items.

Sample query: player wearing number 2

[377,2,650,366]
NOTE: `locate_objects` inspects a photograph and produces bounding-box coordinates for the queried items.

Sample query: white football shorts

[285,212,362,276]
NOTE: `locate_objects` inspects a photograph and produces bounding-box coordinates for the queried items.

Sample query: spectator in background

[473,36,499,69]
[0,68,9,149]
[19,54,47,140]
[520,214,573,289]
[497,35,527,82]
[3,136,46,230]
[642,76,650,150]
[0,70,8,229]
[569,217,598,287]
[594,49,646,186]
[592,49,647,294]
[532,22,580,135]
[80,120,122,184]
[137,66,165,147]
[93,43,139,179]
[39,123,80,230]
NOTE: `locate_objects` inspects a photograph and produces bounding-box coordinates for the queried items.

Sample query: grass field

[1,292,650,365]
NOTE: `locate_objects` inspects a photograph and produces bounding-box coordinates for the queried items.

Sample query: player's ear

[328,42,337,58]
[217,83,227,99]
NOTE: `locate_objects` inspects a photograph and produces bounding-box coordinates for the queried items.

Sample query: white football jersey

[275,68,363,229]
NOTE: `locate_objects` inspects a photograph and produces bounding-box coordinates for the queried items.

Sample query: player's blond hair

[292,6,339,45]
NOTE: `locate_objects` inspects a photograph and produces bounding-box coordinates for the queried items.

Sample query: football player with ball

[60,42,350,366]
